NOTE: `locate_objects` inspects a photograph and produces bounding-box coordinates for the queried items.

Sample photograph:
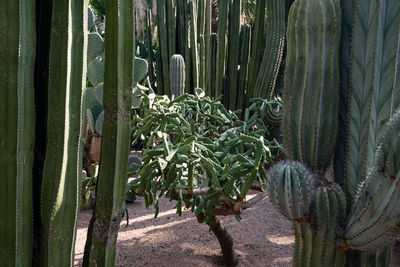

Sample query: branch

[242,191,268,210]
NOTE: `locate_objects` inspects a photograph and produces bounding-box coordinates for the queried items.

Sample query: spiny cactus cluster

[267,0,400,266]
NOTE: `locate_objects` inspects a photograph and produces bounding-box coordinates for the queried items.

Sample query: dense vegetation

[2,0,400,266]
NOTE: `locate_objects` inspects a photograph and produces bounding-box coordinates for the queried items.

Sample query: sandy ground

[74,191,294,266]
[74,191,400,267]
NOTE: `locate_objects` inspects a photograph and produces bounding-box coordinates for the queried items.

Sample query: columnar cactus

[170,54,186,98]
[1,0,88,265]
[268,0,400,266]
[0,0,35,265]
[83,0,134,266]
[282,0,341,174]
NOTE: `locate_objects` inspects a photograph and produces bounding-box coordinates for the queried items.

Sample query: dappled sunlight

[121,207,185,225]
[266,235,295,246]
[118,217,195,241]
[272,257,292,264]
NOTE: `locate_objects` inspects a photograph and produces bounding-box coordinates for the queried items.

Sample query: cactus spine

[83,0,134,265]
[170,54,186,98]
[269,0,400,266]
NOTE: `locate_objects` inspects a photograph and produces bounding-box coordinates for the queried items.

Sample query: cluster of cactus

[1,0,87,265]
[267,0,400,266]
[146,0,293,117]
[1,1,136,266]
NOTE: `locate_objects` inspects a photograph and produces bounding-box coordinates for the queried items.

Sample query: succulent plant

[1,0,88,265]
[169,54,186,98]
[267,0,400,266]
[83,0,134,266]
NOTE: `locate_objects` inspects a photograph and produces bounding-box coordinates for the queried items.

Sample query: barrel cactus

[267,0,400,266]
[170,54,186,98]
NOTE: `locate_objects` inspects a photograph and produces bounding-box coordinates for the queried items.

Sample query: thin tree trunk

[196,213,238,266]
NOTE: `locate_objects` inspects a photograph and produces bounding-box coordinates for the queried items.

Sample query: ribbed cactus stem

[216,0,228,97]
[252,0,285,101]
[156,0,170,96]
[0,0,35,264]
[267,161,314,221]
[189,0,199,89]
[246,0,266,107]
[166,0,176,59]
[237,24,251,112]
[145,10,155,88]
[39,0,87,265]
[282,0,341,174]
[227,0,241,110]
[83,0,134,265]
[184,0,192,94]
[340,0,400,206]
[209,33,218,98]
[176,0,186,56]
[199,34,206,90]
[205,0,212,95]
[170,54,186,98]
[345,110,400,252]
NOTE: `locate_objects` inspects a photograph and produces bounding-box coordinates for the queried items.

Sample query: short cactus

[267,161,314,221]
[170,54,186,98]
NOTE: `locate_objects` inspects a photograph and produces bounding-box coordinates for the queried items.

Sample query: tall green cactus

[282,0,341,174]
[39,1,87,265]
[1,0,88,265]
[227,0,241,110]
[0,0,35,265]
[268,0,400,266]
[83,0,134,265]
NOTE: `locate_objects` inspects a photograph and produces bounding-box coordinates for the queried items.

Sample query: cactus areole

[268,0,400,266]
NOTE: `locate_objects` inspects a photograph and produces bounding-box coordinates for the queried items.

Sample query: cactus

[0,0,35,265]
[170,54,186,98]
[227,0,241,110]
[83,0,134,265]
[1,0,88,265]
[250,0,286,125]
[237,24,251,112]
[268,0,400,266]
[156,0,170,95]
[216,0,229,98]
[267,161,314,221]
[282,0,341,174]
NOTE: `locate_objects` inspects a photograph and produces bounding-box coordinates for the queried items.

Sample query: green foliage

[131,89,282,223]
